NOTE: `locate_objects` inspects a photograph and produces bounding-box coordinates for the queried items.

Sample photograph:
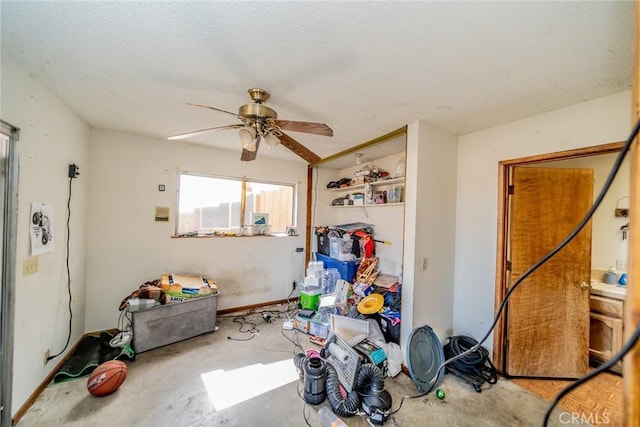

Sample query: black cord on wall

[47,174,75,361]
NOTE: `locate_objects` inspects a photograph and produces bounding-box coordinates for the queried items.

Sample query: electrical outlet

[23,257,39,275]
[422,258,429,270]
[445,328,454,339]
[68,163,79,178]
[43,349,50,365]
[616,259,627,272]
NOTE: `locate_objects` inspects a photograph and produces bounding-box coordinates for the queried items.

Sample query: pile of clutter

[295,256,401,349]
[315,224,375,262]
[326,164,391,189]
[292,258,403,425]
[119,274,219,312]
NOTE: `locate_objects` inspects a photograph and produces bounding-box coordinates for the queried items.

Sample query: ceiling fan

[168,88,333,163]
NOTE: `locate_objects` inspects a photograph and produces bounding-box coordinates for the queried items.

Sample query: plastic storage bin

[329,236,345,259]
[316,253,360,283]
[316,234,331,256]
[132,293,219,353]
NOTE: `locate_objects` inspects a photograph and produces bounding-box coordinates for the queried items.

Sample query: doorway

[493,141,626,373]
[1,120,19,427]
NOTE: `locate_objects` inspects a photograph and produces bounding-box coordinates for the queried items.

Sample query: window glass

[245,181,295,233]
[178,174,242,234]
[177,173,295,235]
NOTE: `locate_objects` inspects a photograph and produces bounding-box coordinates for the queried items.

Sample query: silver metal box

[131,293,219,353]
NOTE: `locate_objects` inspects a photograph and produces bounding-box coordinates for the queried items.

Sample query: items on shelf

[353,164,389,182]
[325,176,404,207]
[325,162,406,187]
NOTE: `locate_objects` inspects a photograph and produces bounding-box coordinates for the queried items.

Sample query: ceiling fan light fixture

[264,132,281,149]
[241,137,258,152]
[239,126,257,145]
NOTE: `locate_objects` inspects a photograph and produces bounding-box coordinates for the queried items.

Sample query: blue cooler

[316,253,360,283]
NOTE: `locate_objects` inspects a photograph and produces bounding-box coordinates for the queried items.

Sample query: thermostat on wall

[155,206,170,222]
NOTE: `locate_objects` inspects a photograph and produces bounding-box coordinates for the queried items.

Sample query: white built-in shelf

[327,177,405,192]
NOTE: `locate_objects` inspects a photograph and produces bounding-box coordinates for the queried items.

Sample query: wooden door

[505,167,593,378]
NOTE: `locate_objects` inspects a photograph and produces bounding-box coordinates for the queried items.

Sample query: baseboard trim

[11,328,118,426]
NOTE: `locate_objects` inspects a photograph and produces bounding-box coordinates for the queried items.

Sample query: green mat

[53,331,135,384]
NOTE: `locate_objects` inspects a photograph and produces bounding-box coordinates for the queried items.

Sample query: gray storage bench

[131,293,219,353]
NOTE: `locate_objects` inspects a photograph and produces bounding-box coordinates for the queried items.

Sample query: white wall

[1,54,90,415]
[453,90,631,349]
[403,120,458,348]
[85,129,308,331]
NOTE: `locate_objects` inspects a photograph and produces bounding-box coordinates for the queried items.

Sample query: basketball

[87,360,127,397]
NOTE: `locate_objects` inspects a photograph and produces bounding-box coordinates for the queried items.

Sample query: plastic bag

[338,235,355,261]
[384,342,402,377]
[366,319,386,346]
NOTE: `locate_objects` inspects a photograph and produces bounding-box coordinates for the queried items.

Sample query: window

[177,172,296,235]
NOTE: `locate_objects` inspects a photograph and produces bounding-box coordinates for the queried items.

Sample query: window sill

[171,233,298,239]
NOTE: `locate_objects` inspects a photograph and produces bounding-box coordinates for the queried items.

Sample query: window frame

[176,171,297,236]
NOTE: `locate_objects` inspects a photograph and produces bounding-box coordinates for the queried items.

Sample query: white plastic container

[318,406,348,427]
[307,260,324,278]
[127,298,160,312]
[329,236,345,259]
[303,276,322,293]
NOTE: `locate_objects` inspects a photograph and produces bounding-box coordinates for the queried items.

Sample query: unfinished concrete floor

[17,306,565,426]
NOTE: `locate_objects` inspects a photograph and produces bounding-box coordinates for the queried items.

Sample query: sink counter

[590,280,627,300]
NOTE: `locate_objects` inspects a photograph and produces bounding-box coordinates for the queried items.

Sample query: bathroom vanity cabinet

[589,284,626,373]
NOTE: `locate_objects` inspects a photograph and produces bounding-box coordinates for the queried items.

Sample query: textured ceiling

[1,1,633,163]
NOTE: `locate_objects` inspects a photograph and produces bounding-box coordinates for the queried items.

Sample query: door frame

[492,140,624,373]
[1,120,19,427]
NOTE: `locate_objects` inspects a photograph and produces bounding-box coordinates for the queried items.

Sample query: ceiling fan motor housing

[238,103,278,120]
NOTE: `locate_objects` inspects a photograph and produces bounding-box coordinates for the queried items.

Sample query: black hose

[443,335,496,384]
[325,363,360,417]
[355,363,385,392]
[294,352,307,373]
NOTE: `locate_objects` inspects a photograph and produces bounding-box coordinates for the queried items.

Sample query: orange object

[87,360,127,397]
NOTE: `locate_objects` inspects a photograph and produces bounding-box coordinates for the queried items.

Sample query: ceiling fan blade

[240,138,260,162]
[187,102,240,118]
[167,124,242,140]
[275,119,333,137]
[278,132,321,164]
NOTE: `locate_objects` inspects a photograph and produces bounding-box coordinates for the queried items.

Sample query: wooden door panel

[506,167,593,378]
